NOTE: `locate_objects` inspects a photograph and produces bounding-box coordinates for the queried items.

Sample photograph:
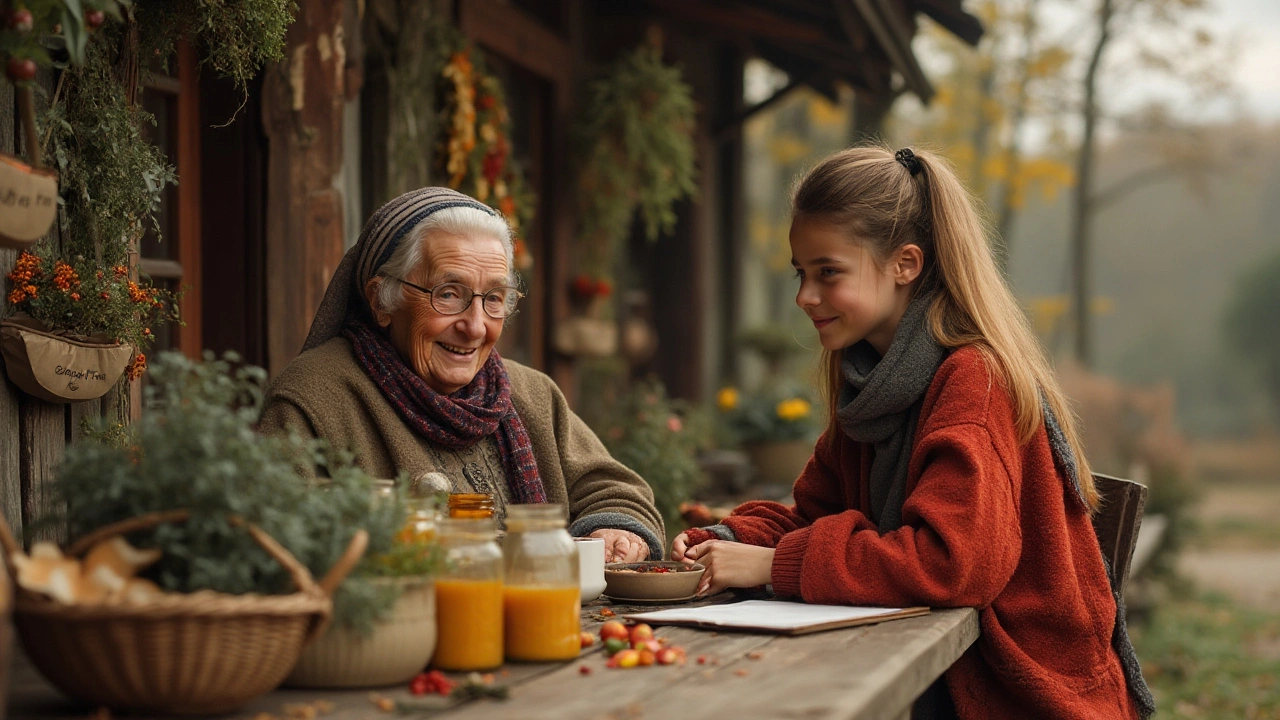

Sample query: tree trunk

[1069,0,1113,368]
[993,0,1040,273]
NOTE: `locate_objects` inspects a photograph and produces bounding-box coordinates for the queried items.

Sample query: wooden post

[261,0,351,376]
[0,78,24,540]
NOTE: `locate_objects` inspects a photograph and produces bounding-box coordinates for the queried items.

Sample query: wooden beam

[847,0,933,102]
[176,39,203,358]
[459,0,572,87]
[262,0,350,375]
[714,75,807,144]
[646,0,829,47]
[0,78,22,543]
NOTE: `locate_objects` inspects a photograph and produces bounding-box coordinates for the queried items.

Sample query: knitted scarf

[836,292,948,532]
[342,312,547,504]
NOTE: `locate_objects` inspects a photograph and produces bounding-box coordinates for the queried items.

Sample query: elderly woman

[260,187,663,561]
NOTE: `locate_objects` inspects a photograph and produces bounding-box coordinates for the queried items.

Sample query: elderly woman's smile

[372,233,510,396]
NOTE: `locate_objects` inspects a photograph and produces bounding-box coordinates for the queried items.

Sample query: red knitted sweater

[712,347,1139,720]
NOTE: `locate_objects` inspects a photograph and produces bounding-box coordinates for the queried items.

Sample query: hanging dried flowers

[437,46,536,271]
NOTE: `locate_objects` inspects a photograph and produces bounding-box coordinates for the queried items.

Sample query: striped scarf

[341,312,547,504]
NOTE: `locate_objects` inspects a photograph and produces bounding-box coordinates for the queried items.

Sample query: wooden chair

[1090,473,1148,598]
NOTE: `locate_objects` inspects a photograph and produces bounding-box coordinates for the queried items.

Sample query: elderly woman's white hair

[373,206,515,314]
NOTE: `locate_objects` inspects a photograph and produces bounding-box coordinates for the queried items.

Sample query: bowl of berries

[603,561,705,604]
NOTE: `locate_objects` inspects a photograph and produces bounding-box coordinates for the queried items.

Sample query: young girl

[673,147,1154,719]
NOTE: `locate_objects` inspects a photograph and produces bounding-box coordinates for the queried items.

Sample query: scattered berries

[408,670,455,696]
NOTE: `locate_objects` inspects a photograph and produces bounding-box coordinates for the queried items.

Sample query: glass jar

[502,504,580,662]
[448,492,495,519]
[431,517,504,671]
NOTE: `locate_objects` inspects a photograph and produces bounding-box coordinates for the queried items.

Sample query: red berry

[8,9,34,33]
[579,664,592,675]
[6,57,36,82]
[85,9,105,29]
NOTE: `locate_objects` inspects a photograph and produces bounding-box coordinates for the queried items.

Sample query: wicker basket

[0,510,367,715]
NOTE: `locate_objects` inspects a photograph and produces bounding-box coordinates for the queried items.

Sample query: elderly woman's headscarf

[304,187,547,503]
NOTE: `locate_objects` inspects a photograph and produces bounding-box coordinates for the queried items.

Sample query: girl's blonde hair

[793,145,1098,511]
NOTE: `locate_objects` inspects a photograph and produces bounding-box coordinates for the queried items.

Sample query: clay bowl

[603,561,705,602]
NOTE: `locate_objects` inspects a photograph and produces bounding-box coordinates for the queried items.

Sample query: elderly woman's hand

[588,528,650,563]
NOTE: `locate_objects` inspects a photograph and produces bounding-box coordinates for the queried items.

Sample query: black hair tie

[895,148,923,176]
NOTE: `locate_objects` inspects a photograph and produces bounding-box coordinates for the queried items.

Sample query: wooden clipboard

[622,600,931,636]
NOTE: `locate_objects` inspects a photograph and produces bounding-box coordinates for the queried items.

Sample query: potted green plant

[3,352,407,713]
[286,490,447,689]
[3,250,179,401]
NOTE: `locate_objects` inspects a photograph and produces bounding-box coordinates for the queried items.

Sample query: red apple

[85,9,105,29]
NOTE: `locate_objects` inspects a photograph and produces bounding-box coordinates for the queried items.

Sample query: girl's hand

[671,532,697,566]
[685,540,775,597]
[588,528,650,563]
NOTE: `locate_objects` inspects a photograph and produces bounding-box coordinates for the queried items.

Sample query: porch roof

[645,0,984,104]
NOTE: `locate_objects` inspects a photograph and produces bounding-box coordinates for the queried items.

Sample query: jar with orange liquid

[502,504,581,662]
[431,517,504,671]
[448,492,495,519]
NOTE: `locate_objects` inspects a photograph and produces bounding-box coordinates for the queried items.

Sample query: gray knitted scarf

[836,292,947,532]
[834,292,1155,719]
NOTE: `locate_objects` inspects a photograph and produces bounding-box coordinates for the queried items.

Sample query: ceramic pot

[744,439,813,487]
[286,578,436,688]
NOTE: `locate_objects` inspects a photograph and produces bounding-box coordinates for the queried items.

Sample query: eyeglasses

[388,277,524,319]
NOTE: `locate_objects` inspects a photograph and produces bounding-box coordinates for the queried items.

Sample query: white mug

[574,537,607,603]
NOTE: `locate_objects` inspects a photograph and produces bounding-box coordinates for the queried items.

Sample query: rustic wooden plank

[652,608,978,720]
[6,602,976,720]
[1,70,23,542]
[18,397,66,545]
[459,0,572,87]
[442,624,775,719]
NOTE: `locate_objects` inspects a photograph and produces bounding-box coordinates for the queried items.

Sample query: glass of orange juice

[502,504,581,662]
[431,517,504,671]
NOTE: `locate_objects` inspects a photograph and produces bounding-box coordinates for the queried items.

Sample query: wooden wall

[1,76,130,548]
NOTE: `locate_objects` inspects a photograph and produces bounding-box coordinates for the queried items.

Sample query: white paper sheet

[622,599,927,633]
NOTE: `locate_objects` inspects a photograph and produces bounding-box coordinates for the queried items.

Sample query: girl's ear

[364,277,393,327]
[892,244,924,285]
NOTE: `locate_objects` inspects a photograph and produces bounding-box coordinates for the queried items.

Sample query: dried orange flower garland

[438,47,535,273]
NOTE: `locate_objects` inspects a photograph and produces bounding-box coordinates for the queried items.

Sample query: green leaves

[55,352,415,632]
[576,43,698,274]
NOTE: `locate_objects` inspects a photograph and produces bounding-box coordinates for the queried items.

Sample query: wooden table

[7,595,978,720]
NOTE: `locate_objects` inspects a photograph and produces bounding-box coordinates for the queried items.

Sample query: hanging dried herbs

[575,42,698,275]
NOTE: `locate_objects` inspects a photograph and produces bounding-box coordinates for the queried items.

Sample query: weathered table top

[7,595,978,720]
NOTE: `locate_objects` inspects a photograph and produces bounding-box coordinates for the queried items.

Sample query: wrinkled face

[790,216,917,356]
[371,232,510,395]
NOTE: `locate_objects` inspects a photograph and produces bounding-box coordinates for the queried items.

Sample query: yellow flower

[716,387,739,412]
[775,398,811,422]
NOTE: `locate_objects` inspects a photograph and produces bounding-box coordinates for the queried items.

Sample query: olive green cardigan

[258,337,665,557]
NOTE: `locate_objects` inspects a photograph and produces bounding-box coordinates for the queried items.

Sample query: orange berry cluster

[126,353,147,381]
[52,261,80,291]
[127,280,156,305]
[6,250,43,304]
